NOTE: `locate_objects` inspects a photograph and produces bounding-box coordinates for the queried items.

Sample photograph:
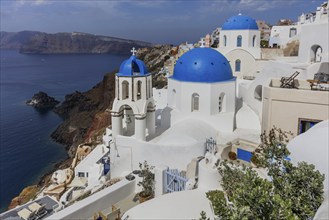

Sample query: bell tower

[111,48,155,141]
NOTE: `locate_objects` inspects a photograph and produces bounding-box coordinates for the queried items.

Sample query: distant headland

[0,31,152,54]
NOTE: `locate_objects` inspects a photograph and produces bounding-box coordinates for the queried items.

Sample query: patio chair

[280,71,300,88]
[28,202,47,218]
[17,208,37,220]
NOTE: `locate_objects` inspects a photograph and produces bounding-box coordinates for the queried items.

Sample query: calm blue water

[0,50,126,211]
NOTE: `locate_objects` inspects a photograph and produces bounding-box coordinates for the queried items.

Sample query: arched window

[237,35,242,47]
[235,59,241,72]
[122,81,129,100]
[252,35,256,47]
[137,81,142,100]
[191,93,199,112]
[223,35,227,47]
[149,79,152,97]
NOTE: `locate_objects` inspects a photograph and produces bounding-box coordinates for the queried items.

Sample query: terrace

[0,196,58,220]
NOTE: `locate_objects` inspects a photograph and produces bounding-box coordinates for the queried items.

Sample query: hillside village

[1,1,328,220]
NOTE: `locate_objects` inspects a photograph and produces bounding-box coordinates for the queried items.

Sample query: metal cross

[131,47,137,56]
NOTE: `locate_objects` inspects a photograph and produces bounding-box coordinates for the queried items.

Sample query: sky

[0,0,324,45]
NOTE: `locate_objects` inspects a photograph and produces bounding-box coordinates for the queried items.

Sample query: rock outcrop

[1,31,152,54]
[26,91,60,109]
[51,72,116,157]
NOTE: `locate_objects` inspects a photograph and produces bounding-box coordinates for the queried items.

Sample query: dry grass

[283,40,299,56]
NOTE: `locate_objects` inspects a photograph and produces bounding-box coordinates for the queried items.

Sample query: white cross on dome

[131,47,137,56]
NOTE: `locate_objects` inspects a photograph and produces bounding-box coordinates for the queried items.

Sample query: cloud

[130,0,168,8]
[15,0,50,7]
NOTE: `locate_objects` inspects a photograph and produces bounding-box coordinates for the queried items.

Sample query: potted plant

[228,151,237,160]
[250,154,259,168]
[137,160,155,203]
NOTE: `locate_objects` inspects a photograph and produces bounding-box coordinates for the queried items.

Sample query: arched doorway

[146,102,156,136]
[254,85,262,101]
[120,104,135,137]
[310,45,322,63]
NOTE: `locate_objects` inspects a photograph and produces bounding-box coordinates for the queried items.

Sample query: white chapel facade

[111,48,156,141]
[217,14,261,78]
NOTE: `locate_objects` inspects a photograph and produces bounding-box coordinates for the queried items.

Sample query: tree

[207,128,324,219]
[137,160,155,198]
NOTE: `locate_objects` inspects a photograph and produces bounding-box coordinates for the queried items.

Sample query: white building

[269,1,328,49]
[239,1,329,121]
[74,144,110,188]
[217,13,261,78]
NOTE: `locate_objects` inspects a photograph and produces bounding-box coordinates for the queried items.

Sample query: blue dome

[222,14,258,30]
[117,55,148,76]
[173,48,233,83]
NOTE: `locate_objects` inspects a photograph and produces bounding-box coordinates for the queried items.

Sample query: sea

[0,50,127,212]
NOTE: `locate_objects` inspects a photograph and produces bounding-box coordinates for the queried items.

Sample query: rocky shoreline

[7,45,173,210]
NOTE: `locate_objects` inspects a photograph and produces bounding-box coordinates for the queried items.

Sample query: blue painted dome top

[222,14,258,30]
[173,48,233,83]
[117,55,148,77]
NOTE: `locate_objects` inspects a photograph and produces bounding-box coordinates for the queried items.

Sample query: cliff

[0,31,152,54]
[51,72,116,156]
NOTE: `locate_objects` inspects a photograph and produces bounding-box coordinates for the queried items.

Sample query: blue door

[237,148,252,162]
[104,164,110,175]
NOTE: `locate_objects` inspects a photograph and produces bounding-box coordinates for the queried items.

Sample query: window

[223,35,227,46]
[252,35,256,47]
[191,93,199,112]
[235,59,241,72]
[298,118,321,134]
[218,93,225,112]
[237,35,242,47]
[78,172,85,177]
[137,81,142,100]
[122,81,129,100]
[289,28,297,37]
